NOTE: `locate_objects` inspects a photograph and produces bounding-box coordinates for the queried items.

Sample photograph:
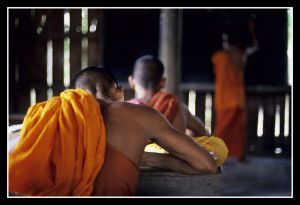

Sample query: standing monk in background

[211,20,258,161]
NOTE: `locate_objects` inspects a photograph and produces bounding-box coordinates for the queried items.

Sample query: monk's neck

[135,89,158,103]
[97,98,112,110]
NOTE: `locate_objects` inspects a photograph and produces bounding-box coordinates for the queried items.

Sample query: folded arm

[144,108,217,174]
[141,152,213,175]
[182,103,209,136]
[246,20,259,56]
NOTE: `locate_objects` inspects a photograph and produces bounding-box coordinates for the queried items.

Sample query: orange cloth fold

[9,89,106,196]
[92,143,139,196]
[215,108,246,160]
[211,51,246,110]
[147,91,179,122]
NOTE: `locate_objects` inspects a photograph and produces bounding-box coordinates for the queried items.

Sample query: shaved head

[73,66,118,98]
[133,55,164,90]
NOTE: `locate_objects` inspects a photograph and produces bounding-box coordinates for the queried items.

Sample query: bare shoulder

[180,102,189,112]
[179,102,192,118]
[108,101,157,113]
[106,101,163,122]
[105,101,169,141]
[172,102,189,133]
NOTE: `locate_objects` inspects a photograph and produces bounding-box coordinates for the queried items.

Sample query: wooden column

[49,10,64,95]
[159,9,182,95]
[246,94,262,155]
[196,92,206,121]
[70,9,82,85]
[88,9,105,66]
[14,10,36,113]
[262,95,276,156]
[31,9,48,103]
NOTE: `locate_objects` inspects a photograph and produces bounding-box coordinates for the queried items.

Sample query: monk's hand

[209,151,218,161]
[147,139,153,144]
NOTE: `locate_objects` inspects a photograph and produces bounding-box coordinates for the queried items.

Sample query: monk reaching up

[211,19,258,161]
[9,66,217,196]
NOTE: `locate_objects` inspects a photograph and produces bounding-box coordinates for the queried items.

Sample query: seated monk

[127,55,208,136]
[127,55,228,166]
[9,66,217,196]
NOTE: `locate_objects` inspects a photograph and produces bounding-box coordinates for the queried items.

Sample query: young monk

[127,56,228,166]
[127,55,208,136]
[9,66,217,196]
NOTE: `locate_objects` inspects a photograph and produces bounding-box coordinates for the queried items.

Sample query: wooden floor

[220,157,291,196]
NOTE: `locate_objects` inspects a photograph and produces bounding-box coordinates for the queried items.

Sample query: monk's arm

[141,152,210,175]
[246,20,259,55]
[145,109,217,174]
[182,103,209,136]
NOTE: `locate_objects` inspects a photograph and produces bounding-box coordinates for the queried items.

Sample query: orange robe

[9,89,106,196]
[92,143,139,196]
[212,50,246,160]
[147,91,179,123]
[127,92,179,123]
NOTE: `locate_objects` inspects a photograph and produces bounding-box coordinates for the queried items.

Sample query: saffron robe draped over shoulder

[9,89,106,196]
[147,91,179,123]
[92,143,139,196]
[127,91,179,123]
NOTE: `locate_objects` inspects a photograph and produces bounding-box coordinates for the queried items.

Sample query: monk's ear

[128,75,135,89]
[159,78,166,89]
[114,86,124,102]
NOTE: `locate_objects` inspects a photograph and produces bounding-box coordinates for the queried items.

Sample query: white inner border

[7,6,293,199]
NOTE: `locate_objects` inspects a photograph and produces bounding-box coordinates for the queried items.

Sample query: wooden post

[70,9,82,85]
[262,95,276,156]
[246,94,261,155]
[159,9,182,95]
[88,9,105,66]
[13,10,36,113]
[49,10,64,95]
[31,9,48,103]
[196,92,206,121]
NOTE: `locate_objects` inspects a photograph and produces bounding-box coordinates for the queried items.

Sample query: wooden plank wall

[9,8,104,113]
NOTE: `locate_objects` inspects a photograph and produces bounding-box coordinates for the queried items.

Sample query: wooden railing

[122,83,292,158]
[179,83,291,158]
